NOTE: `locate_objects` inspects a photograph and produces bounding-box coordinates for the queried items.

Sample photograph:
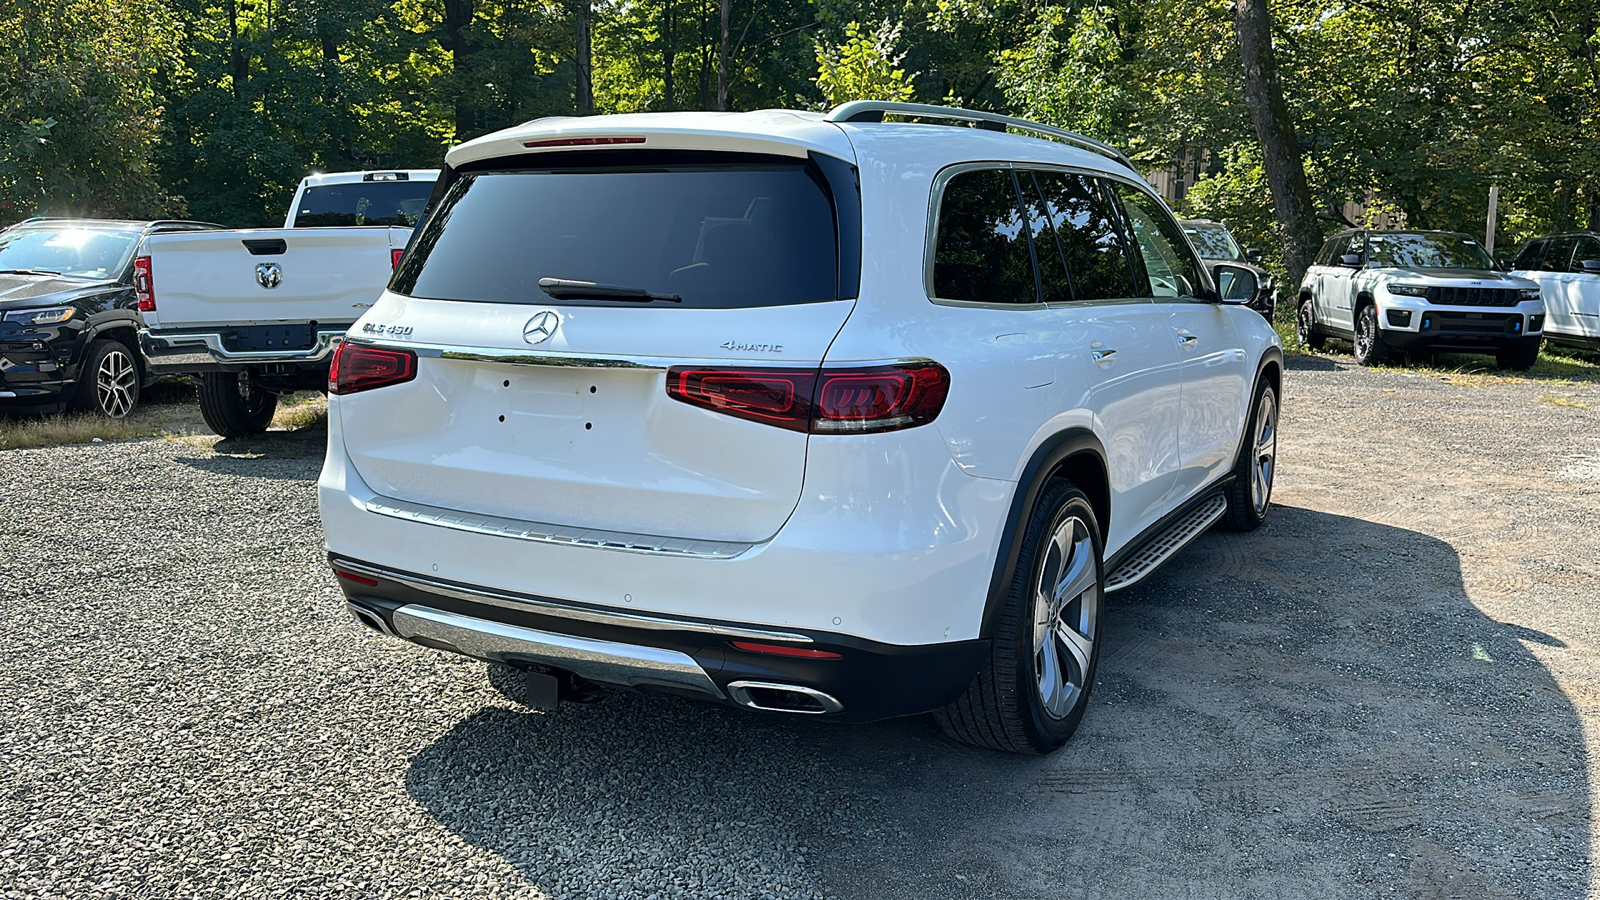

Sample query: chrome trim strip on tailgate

[335,558,815,644]
[352,337,675,370]
[363,494,754,560]
[389,604,726,699]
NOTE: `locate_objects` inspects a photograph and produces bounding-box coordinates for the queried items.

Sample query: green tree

[814,20,914,107]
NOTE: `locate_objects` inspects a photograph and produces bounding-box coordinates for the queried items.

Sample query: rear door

[335,152,859,545]
[1563,236,1600,339]
[140,227,409,328]
[1315,234,1354,332]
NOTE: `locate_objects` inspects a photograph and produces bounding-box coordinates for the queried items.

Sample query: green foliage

[0,0,184,222]
[814,20,914,107]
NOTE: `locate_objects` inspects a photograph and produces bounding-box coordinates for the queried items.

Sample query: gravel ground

[1,354,1597,899]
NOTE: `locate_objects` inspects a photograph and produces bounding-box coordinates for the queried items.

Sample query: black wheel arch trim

[979,428,1111,639]
[1228,348,1283,477]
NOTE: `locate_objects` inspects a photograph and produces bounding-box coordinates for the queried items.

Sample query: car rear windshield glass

[0,227,137,279]
[393,161,841,309]
[1182,224,1241,261]
[294,182,433,227]
[1367,233,1493,269]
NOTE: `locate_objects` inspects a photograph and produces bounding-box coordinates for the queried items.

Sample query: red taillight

[391,248,404,269]
[335,570,379,587]
[133,256,154,311]
[522,136,646,149]
[329,342,417,395]
[730,641,843,660]
[665,362,949,434]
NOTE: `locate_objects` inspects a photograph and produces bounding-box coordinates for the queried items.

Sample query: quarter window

[1568,237,1599,272]
[932,169,1039,305]
[1112,183,1203,299]
[1029,172,1138,301]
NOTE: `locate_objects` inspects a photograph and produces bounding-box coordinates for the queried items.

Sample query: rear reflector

[666,361,949,434]
[391,248,405,269]
[334,570,379,587]
[133,256,154,311]
[731,641,843,660]
[329,342,417,395]
[523,136,646,149]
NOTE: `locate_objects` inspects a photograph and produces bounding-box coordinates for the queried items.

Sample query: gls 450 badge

[361,323,413,337]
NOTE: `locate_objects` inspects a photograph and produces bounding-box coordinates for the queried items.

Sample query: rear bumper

[139,327,349,373]
[335,557,988,723]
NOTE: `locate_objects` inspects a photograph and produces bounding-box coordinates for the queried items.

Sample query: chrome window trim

[335,558,817,644]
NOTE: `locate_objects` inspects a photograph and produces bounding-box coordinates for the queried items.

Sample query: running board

[1104,494,1228,593]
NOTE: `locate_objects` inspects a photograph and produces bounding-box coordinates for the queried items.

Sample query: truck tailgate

[139,227,409,329]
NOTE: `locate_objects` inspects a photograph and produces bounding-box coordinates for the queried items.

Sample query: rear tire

[1353,303,1391,365]
[1220,378,1278,532]
[1297,299,1326,351]
[935,480,1103,755]
[73,339,140,418]
[197,372,278,438]
[1496,340,1541,371]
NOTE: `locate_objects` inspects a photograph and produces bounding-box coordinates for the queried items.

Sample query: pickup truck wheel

[1496,340,1541,371]
[1353,303,1391,365]
[197,373,278,438]
[73,339,141,418]
[1220,379,1278,532]
[934,480,1102,755]
[1297,299,1326,351]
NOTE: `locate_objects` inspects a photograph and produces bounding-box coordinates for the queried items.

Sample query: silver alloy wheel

[95,347,138,418]
[1355,307,1375,359]
[1250,389,1278,515]
[1032,514,1099,720]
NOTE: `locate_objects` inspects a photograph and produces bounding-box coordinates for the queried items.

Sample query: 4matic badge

[720,341,783,353]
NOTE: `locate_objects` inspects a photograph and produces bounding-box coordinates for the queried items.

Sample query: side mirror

[1211,263,1259,304]
[1339,253,1363,268]
[1582,259,1600,275]
[1245,248,1264,264]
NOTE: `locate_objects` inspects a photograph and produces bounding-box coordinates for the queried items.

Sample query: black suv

[0,218,217,417]
[1180,218,1276,320]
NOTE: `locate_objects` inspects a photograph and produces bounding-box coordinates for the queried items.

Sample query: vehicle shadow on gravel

[173,425,328,479]
[405,504,1587,900]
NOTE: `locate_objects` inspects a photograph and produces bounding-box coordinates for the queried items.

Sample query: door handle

[1177,334,1198,346]
[1091,348,1116,364]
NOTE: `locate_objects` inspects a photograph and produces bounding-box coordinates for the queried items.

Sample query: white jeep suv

[319,102,1283,754]
[1296,229,1545,369]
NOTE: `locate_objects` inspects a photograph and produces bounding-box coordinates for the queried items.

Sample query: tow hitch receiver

[524,670,561,710]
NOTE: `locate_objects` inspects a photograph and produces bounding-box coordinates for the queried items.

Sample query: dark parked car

[0,218,217,418]
[1180,218,1276,320]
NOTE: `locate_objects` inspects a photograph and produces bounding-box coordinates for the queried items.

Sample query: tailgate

[141,227,409,329]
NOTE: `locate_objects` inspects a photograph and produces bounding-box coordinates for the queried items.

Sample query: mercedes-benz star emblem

[523,310,561,345]
[255,263,282,290]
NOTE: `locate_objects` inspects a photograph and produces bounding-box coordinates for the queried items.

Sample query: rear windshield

[392,159,842,309]
[294,181,433,227]
[1367,233,1493,269]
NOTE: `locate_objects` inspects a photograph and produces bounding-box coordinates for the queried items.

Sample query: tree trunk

[1234,0,1322,291]
[716,0,730,110]
[227,0,247,100]
[574,0,593,114]
[662,0,676,111]
[444,0,476,139]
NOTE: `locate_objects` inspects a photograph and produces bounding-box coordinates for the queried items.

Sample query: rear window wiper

[0,268,62,276]
[538,277,682,303]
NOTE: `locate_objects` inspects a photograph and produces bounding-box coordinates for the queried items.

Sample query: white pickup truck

[137,169,438,437]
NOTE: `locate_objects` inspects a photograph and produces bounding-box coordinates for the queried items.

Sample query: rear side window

[1112,183,1203,299]
[393,158,843,309]
[295,181,433,227]
[932,168,1038,304]
[1573,236,1600,271]
[1029,171,1137,301]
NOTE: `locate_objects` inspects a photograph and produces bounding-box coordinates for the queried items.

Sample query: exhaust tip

[726,680,844,715]
[345,602,397,637]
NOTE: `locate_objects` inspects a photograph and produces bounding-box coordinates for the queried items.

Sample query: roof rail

[825,101,1136,172]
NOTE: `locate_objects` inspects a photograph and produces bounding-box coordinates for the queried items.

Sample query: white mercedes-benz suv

[319,102,1283,754]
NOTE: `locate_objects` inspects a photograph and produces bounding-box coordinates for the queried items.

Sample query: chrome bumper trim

[363,493,754,560]
[390,604,725,699]
[139,328,348,369]
[334,558,814,644]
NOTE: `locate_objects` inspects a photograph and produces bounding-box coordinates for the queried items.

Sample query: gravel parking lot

[2,354,1597,900]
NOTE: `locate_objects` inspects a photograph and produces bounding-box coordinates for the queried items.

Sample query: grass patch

[1,382,328,452]
[271,392,328,431]
[0,413,153,451]
[1539,394,1593,410]
[1272,318,1306,357]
